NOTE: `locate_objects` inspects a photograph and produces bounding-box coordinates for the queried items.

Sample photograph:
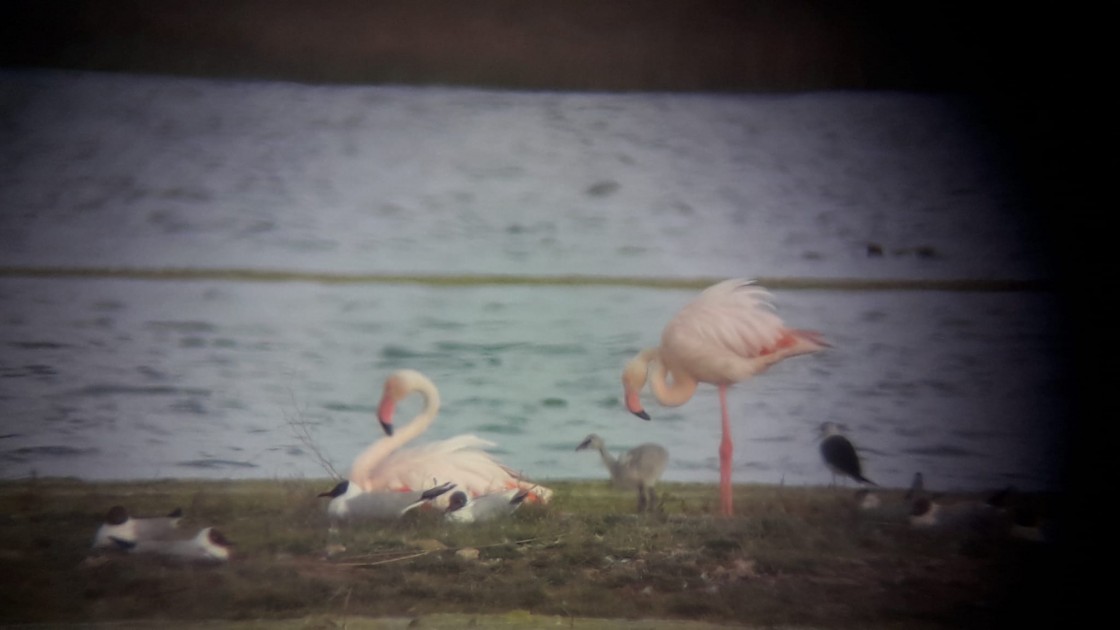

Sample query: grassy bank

[0,478,1069,628]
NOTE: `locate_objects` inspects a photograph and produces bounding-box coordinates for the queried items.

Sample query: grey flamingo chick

[576,433,669,512]
[817,422,876,486]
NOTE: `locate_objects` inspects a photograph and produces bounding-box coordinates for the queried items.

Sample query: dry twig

[282,386,342,480]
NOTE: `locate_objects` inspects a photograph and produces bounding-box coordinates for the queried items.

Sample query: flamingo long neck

[349,375,440,487]
[394,377,441,446]
[594,444,618,474]
[646,351,698,407]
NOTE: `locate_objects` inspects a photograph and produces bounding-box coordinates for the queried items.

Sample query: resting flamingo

[621,278,828,516]
[348,369,552,506]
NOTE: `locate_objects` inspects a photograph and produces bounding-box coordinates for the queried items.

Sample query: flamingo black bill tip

[633,410,651,421]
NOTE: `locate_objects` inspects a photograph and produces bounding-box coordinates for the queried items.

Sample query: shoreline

[0,0,1033,93]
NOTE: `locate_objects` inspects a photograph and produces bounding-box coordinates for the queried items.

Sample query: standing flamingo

[621,278,828,516]
[348,369,552,506]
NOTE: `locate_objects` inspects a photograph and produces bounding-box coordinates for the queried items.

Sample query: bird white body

[1009,510,1054,543]
[111,527,232,562]
[909,497,944,527]
[985,485,1055,544]
[320,479,455,523]
[576,433,668,512]
[92,506,182,548]
[854,489,881,510]
[906,474,1015,534]
[444,488,530,524]
[622,279,827,516]
[349,370,552,506]
[909,496,1005,534]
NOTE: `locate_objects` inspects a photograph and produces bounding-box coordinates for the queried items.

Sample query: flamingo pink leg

[718,384,733,516]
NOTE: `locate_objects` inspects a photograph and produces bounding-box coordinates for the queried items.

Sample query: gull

[109,527,233,563]
[444,488,530,524]
[908,496,998,530]
[1008,502,1054,543]
[576,433,668,512]
[908,485,1009,536]
[817,422,876,486]
[318,479,456,525]
[984,485,1055,543]
[92,505,183,549]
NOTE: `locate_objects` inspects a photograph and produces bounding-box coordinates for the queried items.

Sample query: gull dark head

[446,490,469,513]
[318,480,350,498]
[104,505,129,525]
[207,528,234,548]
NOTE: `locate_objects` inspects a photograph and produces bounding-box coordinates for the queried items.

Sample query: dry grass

[0,478,1071,628]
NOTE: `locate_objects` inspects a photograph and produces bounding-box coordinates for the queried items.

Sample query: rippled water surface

[1,71,1050,282]
[0,71,1069,492]
[0,278,1068,492]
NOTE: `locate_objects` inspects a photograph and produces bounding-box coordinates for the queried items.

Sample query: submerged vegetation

[0,478,1069,628]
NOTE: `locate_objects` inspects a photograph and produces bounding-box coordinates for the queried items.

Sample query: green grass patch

[0,478,1068,628]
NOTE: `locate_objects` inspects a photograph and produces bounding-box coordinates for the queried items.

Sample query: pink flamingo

[348,369,552,506]
[621,279,828,516]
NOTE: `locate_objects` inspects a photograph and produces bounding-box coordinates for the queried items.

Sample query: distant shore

[2,0,1036,93]
[0,266,1056,292]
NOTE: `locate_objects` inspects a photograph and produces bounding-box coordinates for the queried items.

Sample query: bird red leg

[719,384,733,516]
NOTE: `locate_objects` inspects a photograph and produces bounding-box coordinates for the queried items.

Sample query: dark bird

[905,471,926,501]
[817,422,876,486]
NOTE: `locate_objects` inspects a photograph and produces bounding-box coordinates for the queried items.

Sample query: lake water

[0,70,1069,493]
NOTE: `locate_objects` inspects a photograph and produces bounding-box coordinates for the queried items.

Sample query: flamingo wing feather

[355,433,547,502]
[662,279,788,372]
